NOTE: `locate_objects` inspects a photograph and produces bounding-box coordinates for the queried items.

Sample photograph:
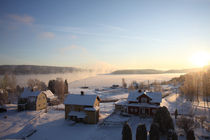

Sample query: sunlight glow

[190,51,210,67]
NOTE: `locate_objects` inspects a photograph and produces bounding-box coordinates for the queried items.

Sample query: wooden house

[115,90,162,117]
[64,91,100,124]
[18,88,47,111]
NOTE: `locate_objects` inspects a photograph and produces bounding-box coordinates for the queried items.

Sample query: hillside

[111,67,205,74]
[0,65,89,75]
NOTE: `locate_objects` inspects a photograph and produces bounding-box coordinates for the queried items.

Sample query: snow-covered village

[0,72,210,140]
[1,0,210,140]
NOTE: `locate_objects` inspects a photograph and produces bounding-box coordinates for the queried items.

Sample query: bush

[186,129,195,140]
[122,122,132,140]
[149,123,159,140]
[153,106,174,134]
[167,129,178,140]
[136,124,147,140]
[176,116,195,134]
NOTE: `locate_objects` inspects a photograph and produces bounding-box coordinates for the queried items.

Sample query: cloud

[100,24,127,32]
[7,14,34,24]
[59,45,87,54]
[70,35,78,39]
[39,32,55,39]
[86,61,117,73]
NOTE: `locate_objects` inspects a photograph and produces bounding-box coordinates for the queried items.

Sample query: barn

[18,88,47,111]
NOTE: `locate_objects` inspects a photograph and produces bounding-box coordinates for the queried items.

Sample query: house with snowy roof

[18,88,47,111]
[64,91,100,124]
[115,90,162,116]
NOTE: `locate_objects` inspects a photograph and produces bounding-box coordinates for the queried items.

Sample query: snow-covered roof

[84,106,99,111]
[64,94,99,106]
[20,88,42,98]
[42,90,56,99]
[68,111,86,118]
[127,90,162,103]
[146,92,162,103]
[128,90,144,102]
[115,99,128,105]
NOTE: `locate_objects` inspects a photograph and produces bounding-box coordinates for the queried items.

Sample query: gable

[127,90,162,103]
[137,94,152,102]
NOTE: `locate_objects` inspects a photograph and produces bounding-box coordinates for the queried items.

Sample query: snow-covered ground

[161,92,210,139]
[1,89,210,140]
[161,92,210,119]
[1,73,209,140]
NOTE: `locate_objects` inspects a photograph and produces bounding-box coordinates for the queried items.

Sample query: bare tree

[122,78,127,89]
[54,78,65,102]
[139,82,145,90]
[0,74,17,104]
[176,116,197,134]
[27,79,47,91]
[153,81,162,92]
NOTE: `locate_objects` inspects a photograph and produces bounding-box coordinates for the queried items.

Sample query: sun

[190,51,210,67]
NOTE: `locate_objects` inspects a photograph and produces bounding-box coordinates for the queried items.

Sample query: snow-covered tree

[136,123,147,140]
[149,123,159,140]
[122,122,132,140]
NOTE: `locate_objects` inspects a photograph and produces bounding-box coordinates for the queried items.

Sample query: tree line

[0,73,69,105]
[179,69,210,104]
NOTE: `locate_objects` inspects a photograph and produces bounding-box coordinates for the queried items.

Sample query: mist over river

[0,73,184,88]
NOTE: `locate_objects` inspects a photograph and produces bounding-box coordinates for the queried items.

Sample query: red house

[115,90,162,116]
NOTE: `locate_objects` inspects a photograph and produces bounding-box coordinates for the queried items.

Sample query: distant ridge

[111,67,209,75]
[0,65,90,75]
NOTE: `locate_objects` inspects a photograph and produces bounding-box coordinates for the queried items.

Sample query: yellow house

[18,88,47,111]
[64,91,100,124]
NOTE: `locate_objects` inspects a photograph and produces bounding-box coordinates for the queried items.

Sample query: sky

[0,0,210,70]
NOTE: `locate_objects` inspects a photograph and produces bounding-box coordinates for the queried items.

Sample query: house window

[152,109,156,114]
[142,108,145,114]
[141,97,147,103]
[134,108,138,113]
[130,108,133,112]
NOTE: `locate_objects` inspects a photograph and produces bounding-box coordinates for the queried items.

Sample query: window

[152,109,156,114]
[141,97,147,103]
[142,108,145,114]
[130,108,133,112]
[137,108,139,112]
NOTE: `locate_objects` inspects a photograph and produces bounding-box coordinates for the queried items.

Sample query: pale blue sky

[0,0,210,70]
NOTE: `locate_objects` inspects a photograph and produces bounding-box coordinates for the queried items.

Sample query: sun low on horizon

[189,51,210,68]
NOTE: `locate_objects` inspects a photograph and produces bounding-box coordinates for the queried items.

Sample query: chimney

[81,91,84,95]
